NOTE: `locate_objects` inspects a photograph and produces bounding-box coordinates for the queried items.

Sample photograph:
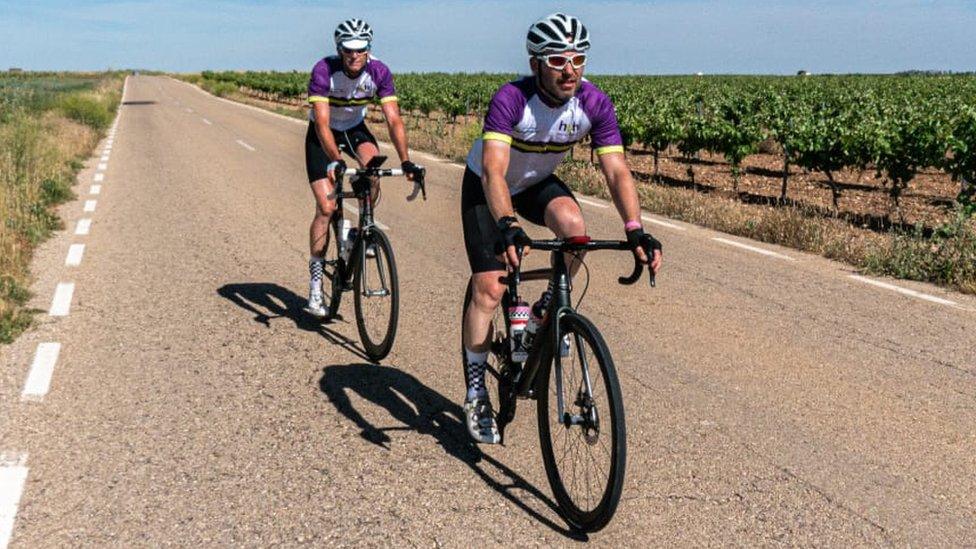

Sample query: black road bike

[322,155,426,361]
[461,236,656,532]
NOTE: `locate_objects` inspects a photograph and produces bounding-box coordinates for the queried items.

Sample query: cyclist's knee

[562,211,586,237]
[471,274,506,310]
[316,198,337,218]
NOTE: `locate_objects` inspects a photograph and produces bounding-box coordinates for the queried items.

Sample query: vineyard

[200,70,976,220]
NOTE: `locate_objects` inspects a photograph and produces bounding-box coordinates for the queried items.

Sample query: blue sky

[1,0,974,74]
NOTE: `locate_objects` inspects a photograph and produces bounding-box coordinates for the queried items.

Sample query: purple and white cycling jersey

[307,56,397,131]
[466,77,624,195]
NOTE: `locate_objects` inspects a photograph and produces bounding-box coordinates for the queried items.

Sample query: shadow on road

[216,282,372,362]
[320,363,587,540]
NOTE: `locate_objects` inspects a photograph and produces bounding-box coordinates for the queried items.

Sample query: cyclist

[304,18,421,317]
[459,13,663,443]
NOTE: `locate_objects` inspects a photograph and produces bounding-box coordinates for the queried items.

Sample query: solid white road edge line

[713,237,796,261]
[578,197,610,209]
[849,275,958,307]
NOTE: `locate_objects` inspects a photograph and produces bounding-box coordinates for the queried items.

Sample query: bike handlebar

[509,237,657,291]
[337,165,427,201]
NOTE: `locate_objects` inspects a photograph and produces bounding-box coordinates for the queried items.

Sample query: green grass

[0,71,124,343]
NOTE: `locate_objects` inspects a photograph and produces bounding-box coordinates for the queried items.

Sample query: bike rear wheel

[353,227,399,361]
[537,312,626,532]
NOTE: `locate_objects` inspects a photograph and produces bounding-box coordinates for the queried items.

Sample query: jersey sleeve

[307,60,331,104]
[482,84,525,144]
[584,85,624,155]
[370,61,397,104]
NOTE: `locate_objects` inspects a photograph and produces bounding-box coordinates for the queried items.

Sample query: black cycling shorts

[305,121,379,183]
[461,166,578,273]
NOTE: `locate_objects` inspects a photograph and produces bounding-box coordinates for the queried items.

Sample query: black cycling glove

[626,227,662,262]
[495,216,531,256]
[401,160,421,175]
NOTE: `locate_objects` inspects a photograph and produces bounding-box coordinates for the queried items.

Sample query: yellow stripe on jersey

[483,132,513,144]
[308,96,330,104]
[595,145,625,156]
[379,96,398,104]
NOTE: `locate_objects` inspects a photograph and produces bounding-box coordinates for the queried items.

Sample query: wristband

[624,220,642,231]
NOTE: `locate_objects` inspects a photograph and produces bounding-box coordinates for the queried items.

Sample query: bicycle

[461,235,656,532]
[322,155,426,361]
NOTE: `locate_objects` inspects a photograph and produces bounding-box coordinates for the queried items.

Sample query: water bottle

[508,300,530,363]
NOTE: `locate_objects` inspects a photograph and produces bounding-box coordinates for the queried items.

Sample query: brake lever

[405,168,427,202]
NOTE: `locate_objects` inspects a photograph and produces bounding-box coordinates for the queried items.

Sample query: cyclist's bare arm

[482,139,525,267]
[597,151,655,267]
[380,100,412,176]
[312,102,342,171]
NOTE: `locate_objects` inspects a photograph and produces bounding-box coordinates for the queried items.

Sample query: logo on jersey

[558,120,581,134]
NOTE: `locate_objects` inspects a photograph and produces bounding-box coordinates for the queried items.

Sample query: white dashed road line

[202,118,212,125]
[236,139,256,152]
[0,452,29,549]
[21,343,61,400]
[93,173,104,182]
[97,163,107,170]
[50,282,75,317]
[84,200,97,213]
[713,237,796,261]
[75,219,92,236]
[849,275,958,307]
[90,185,101,195]
[65,244,85,266]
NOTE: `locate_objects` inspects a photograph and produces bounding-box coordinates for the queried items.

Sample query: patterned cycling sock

[309,256,324,289]
[465,357,488,401]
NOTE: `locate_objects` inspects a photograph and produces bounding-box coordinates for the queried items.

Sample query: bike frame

[332,174,380,289]
[501,238,649,425]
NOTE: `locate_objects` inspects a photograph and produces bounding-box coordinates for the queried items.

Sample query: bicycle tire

[353,227,399,361]
[536,312,626,532]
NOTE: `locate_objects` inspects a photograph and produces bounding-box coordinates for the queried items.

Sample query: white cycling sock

[465,348,488,365]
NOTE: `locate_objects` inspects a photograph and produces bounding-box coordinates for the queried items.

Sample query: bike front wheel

[536,312,626,533]
[353,227,399,361]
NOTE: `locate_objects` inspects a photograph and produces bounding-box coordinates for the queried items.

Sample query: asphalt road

[1,75,974,546]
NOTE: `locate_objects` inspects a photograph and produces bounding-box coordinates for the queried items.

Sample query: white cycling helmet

[334,18,373,50]
[526,13,590,55]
